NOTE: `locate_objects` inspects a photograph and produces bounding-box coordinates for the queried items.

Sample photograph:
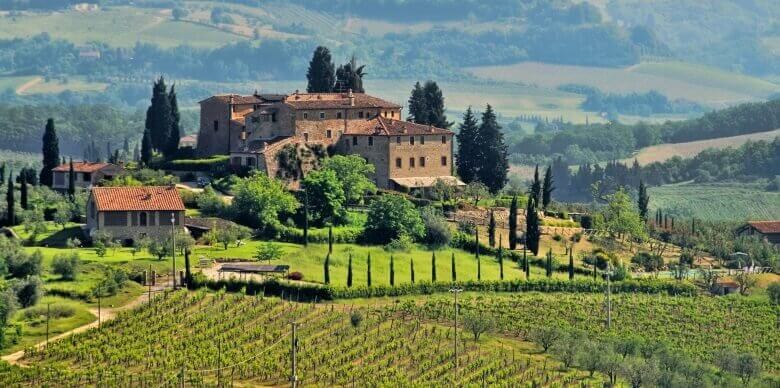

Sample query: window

[352,136,358,146]
[395,158,402,168]
[271,113,277,122]
[319,112,325,119]
[326,130,332,138]
[304,133,309,142]
[139,212,148,227]
[419,157,425,167]
[410,136,415,145]
[337,112,342,119]
[392,111,395,118]
[83,172,91,181]
[396,136,401,144]
[303,112,308,119]
[409,158,415,168]
[420,136,425,145]
[441,135,447,144]
[358,111,364,119]
[441,156,447,166]
[368,136,373,146]
[213,120,219,132]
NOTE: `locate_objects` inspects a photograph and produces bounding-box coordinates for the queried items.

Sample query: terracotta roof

[179,135,197,142]
[201,94,264,105]
[285,92,401,109]
[345,116,452,136]
[52,162,115,173]
[746,221,780,234]
[91,186,185,212]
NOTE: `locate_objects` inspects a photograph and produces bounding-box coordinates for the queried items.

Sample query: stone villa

[86,186,185,243]
[196,90,462,190]
[52,162,124,192]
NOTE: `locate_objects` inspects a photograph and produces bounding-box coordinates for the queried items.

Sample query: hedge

[275,225,361,244]
[189,274,333,302]
[156,155,229,172]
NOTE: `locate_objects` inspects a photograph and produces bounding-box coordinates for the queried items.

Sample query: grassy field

[15,76,108,95]
[4,296,95,355]
[625,128,780,165]
[649,182,780,221]
[466,61,779,107]
[0,75,36,93]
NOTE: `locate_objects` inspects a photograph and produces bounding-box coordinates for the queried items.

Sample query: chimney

[348,88,355,107]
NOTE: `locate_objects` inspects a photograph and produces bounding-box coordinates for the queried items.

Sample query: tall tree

[123,137,130,156]
[546,249,553,277]
[456,107,480,184]
[389,255,395,286]
[19,172,27,210]
[166,83,182,158]
[347,254,353,288]
[451,252,456,281]
[568,248,574,280]
[407,82,427,123]
[530,165,542,206]
[509,195,518,250]
[525,196,541,256]
[422,81,451,128]
[431,252,437,282]
[498,237,504,280]
[334,56,365,93]
[323,253,330,284]
[40,118,59,187]
[476,105,508,193]
[306,46,336,93]
[141,129,153,166]
[145,77,173,152]
[366,253,372,287]
[67,157,75,198]
[410,258,415,284]
[488,210,496,248]
[0,163,5,187]
[475,226,481,280]
[638,180,650,222]
[6,170,15,226]
[542,165,555,210]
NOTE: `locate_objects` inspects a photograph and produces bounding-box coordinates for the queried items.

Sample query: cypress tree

[324,253,330,284]
[328,225,333,254]
[546,248,553,278]
[133,144,140,162]
[145,77,172,152]
[40,118,60,187]
[638,180,650,222]
[488,210,496,248]
[431,252,437,282]
[568,248,574,280]
[542,165,554,210]
[166,83,182,158]
[455,107,479,184]
[347,254,353,288]
[67,157,75,198]
[390,255,395,286]
[19,172,27,210]
[525,196,541,256]
[0,163,5,187]
[509,195,518,250]
[524,244,530,279]
[410,258,415,284]
[475,225,481,280]
[407,82,427,123]
[475,104,508,193]
[530,165,542,206]
[6,170,15,226]
[184,248,192,289]
[422,81,451,128]
[366,253,372,287]
[306,46,336,93]
[141,129,153,166]
[451,252,456,281]
[498,237,504,280]
[123,137,130,155]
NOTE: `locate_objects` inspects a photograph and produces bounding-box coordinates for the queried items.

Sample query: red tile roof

[285,92,401,109]
[345,116,452,136]
[91,186,185,212]
[747,221,780,234]
[52,162,115,173]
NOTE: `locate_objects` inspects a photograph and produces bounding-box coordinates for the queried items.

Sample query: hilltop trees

[475,105,508,193]
[40,118,59,187]
[335,56,365,93]
[406,81,451,129]
[166,84,182,157]
[307,46,336,93]
[145,76,181,159]
[456,107,480,183]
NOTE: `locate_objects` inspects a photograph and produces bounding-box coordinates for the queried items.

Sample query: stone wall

[388,133,453,180]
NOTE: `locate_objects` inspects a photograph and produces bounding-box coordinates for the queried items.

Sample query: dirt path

[15,76,42,95]
[2,281,170,365]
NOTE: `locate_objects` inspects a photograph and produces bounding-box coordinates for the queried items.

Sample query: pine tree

[166,83,182,158]
[6,170,15,226]
[141,129,153,166]
[306,46,336,93]
[488,210,496,248]
[422,81,451,128]
[347,254,353,288]
[324,253,330,284]
[525,196,541,256]
[410,258,415,284]
[451,252,456,282]
[67,157,75,198]
[456,107,480,184]
[638,180,650,222]
[366,253,372,287]
[542,165,554,210]
[145,77,173,151]
[390,255,395,286]
[509,195,518,250]
[19,172,27,210]
[530,165,542,206]
[407,82,427,123]
[40,118,60,187]
[568,248,574,280]
[431,252,437,282]
[475,105,508,193]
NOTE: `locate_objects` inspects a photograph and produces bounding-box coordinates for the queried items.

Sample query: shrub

[178,189,199,208]
[421,207,452,248]
[552,234,563,242]
[21,304,75,321]
[632,252,664,272]
[570,232,582,242]
[363,194,424,244]
[580,214,594,229]
[51,252,81,280]
[457,220,476,235]
[275,225,361,244]
[6,250,43,278]
[158,155,229,172]
[350,310,364,328]
[383,235,414,252]
[14,277,43,308]
[287,271,304,281]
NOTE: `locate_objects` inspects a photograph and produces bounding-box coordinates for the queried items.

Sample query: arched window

[139,212,148,227]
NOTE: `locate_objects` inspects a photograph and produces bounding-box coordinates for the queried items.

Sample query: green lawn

[3,296,96,355]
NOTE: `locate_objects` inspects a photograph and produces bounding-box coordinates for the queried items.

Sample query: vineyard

[1,290,603,387]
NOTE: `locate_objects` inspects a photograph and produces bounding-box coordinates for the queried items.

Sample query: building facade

[737,221,780,245]
[86,186,185,243]
[52,162,124,191]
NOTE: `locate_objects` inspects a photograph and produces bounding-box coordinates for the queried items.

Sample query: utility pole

[290,321,299,388]
[449,288,462,375]
[45,303,50,351]
[171,212,177,290]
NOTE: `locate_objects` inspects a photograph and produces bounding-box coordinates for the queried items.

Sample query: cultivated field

[625,128,780,165]
[466,61,779,107]
[649,182,780,221]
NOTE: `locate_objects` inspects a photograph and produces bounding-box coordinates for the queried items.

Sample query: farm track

[14,76,42,94]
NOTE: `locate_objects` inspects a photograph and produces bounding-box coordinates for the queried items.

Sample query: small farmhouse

[86,186,185,243]
[737,221,780,245]
[52,162,123,191]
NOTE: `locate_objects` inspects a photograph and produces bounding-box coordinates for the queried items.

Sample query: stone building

[52,162,124,192]
[86,186,185,243]
[196,90,461,190]
[737,221,780,246]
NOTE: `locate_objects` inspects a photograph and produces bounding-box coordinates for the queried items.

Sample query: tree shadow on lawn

[39,226,85,248]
